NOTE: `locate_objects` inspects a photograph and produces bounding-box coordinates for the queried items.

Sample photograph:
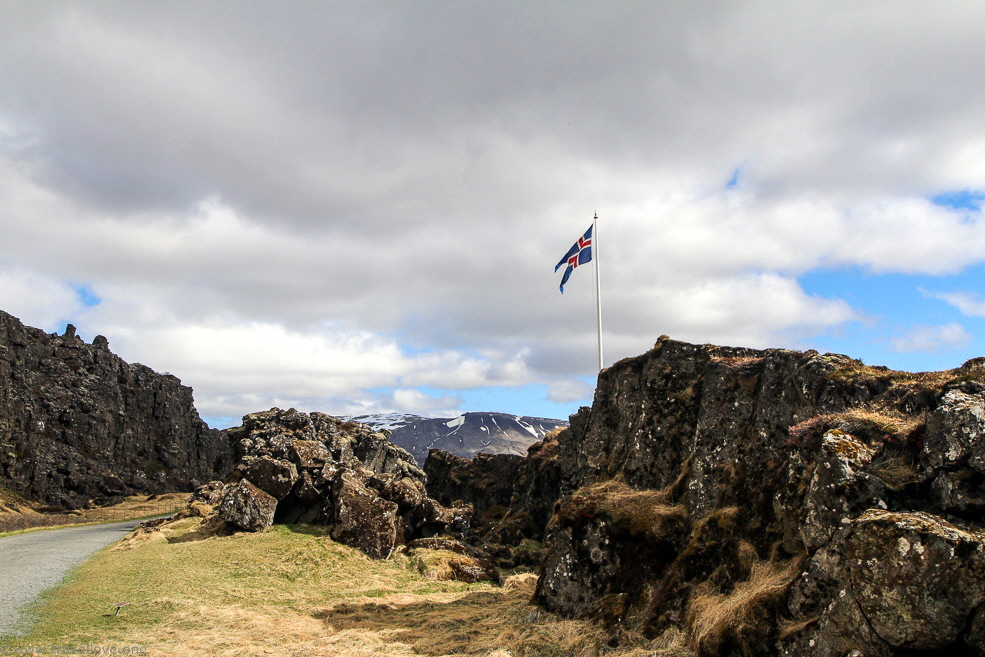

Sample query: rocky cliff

[0,311,233,509]
[426,336,985,656]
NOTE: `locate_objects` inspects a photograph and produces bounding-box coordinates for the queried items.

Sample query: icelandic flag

[555,225,593,293]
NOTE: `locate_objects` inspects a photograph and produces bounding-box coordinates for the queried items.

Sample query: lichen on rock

[427,337,985,656]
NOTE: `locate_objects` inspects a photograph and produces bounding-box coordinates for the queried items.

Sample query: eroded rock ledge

[426,336,985,656]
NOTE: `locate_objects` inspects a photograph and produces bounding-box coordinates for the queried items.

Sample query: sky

[4,2,985,428]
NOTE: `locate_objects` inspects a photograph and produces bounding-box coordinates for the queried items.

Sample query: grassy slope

[0,517,655,657]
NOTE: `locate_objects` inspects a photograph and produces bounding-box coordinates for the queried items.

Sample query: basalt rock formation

[425,336,985,656]
[203,408,478,564]
[0,311,233,509]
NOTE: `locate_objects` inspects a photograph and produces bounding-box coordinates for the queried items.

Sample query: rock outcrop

[205,408,478,565]
[427,336,985,656]
[0,311,233,508]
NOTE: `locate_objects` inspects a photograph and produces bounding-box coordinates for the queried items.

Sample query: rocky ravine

[426,336,985,656]
[0,311,233,509]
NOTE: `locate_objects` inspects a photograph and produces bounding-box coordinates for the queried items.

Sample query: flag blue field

[555,225,593,293]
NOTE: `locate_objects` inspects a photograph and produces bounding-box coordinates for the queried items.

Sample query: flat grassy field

[0,516,659,657]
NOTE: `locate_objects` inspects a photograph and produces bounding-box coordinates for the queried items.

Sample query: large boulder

[799,431,888,552]
[332,472,399,559]
[436,338,985,654]
[290,440,331,469]
[923,389,985,515]
[236,456,298,500]
[425,450,524,518]
[784,510,985,656]
[923,389,985,472]
[218,479,278,532]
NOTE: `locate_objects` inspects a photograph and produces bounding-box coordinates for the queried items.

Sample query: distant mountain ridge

[354,412,567,465]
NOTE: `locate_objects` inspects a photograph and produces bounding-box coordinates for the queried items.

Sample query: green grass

[1,516,645,656]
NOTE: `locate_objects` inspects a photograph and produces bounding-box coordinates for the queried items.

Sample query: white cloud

[890,323,971,354]
[547,379,595,405]
[0,269,81,330]
[3,3,985,420]
[930,291,985,318]
[390,389,462,415]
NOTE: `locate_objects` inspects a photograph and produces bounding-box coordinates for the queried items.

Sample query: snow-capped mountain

[354,412,568,465]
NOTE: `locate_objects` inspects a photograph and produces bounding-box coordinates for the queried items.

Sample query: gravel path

[0,519,144,637]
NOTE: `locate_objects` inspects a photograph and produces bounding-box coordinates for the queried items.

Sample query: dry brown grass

[0,492,190,536]
[710,356,765,376]
[788,404,927,451]
[827,357,985,395]
[315,587,607,657]
[0,485,44,514]
[685,557,802,657]
[555,479,688,538]
[408,549,478,582]
[867,450,922,490]
[837,407,924,442]
[543,427,566,441]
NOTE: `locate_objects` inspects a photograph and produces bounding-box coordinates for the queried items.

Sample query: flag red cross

[568,236,591,267]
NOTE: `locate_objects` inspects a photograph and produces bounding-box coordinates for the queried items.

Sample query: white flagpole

[594,212,603,372]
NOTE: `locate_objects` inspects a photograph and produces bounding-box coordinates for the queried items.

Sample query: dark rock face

[207,408,478,563]
[218,479,277,532]
[0,311,233,508]
[785,510,985,656]
[435,336,985,655]
[425,450,524,519]
[332,472,400,559]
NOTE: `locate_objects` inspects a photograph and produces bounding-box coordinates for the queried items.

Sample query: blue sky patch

[798,266,985,372]
[72,284,101,307]
[930,189,985,211]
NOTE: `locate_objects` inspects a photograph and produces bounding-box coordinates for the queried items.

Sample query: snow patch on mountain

[355,411,569,465]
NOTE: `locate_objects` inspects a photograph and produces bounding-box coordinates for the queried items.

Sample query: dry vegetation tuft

[827,357,985,396]
[788,404,927,450]
[555,478,688,538]
[686,557,802,657]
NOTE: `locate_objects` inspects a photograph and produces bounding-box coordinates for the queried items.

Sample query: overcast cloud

[3,1,985,426]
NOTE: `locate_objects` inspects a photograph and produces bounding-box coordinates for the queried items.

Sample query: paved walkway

[0,519,143,637]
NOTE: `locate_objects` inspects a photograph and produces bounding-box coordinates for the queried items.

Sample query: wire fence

[0,493,189,535]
